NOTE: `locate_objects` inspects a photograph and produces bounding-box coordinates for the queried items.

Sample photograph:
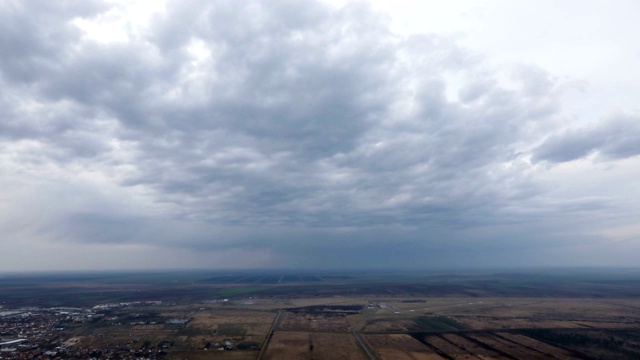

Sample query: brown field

[364,334,445,360]
[279,311,352,332]
[188,310,275,329]
[186,309,275,342]
[264,331,368,360]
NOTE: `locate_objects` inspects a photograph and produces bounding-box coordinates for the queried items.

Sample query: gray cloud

[533,115,640,163]
[0,0,638,269]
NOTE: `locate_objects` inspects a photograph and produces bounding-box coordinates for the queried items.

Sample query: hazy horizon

[1,0,639,271]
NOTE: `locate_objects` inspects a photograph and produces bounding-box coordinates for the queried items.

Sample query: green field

[414,316,469,331]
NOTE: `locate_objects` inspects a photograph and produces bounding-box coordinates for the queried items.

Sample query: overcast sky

[1,0,639,271]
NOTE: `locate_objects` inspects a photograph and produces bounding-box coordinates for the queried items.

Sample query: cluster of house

[203,339,235,351]
[0,302,246,359]
[0,309,62,356]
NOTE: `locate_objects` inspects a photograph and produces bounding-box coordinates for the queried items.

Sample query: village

[0,301,243,360]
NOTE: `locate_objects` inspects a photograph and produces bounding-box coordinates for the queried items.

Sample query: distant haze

[1,0,639,271]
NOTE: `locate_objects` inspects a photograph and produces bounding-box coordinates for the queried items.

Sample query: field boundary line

[353,330,378,360]
[256,309,283,360]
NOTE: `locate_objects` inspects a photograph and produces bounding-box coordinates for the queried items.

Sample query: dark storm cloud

[0,0,552,226]
[1,0,634,268]
[533,115,640,163]
[0,1,107,82]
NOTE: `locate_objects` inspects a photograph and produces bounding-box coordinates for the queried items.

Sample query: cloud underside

[533,116,640,163]
[0,0,638,269]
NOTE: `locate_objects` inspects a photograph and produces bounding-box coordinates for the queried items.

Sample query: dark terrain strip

[457,333,518,360]
[514,331,599,360]
[436,334,483,360]
[494,331,592,359]
[490,333,556,359]
[408,333,455,360]
[362,326,640,334]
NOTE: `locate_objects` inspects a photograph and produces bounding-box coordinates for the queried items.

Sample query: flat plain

[2,269,640,359]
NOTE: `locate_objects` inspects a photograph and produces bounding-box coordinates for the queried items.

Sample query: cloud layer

[1,0,639,270]
[533,115,640,163]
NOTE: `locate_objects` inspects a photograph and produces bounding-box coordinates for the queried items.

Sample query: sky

[1,0,639,271]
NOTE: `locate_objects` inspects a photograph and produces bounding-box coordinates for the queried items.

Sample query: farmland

[2,269,640,358]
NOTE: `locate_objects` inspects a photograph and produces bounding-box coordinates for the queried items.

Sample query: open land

[1,269,640,359]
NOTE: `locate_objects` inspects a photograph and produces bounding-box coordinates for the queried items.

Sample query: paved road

[256,309,284,360]
[353,330,378,360]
